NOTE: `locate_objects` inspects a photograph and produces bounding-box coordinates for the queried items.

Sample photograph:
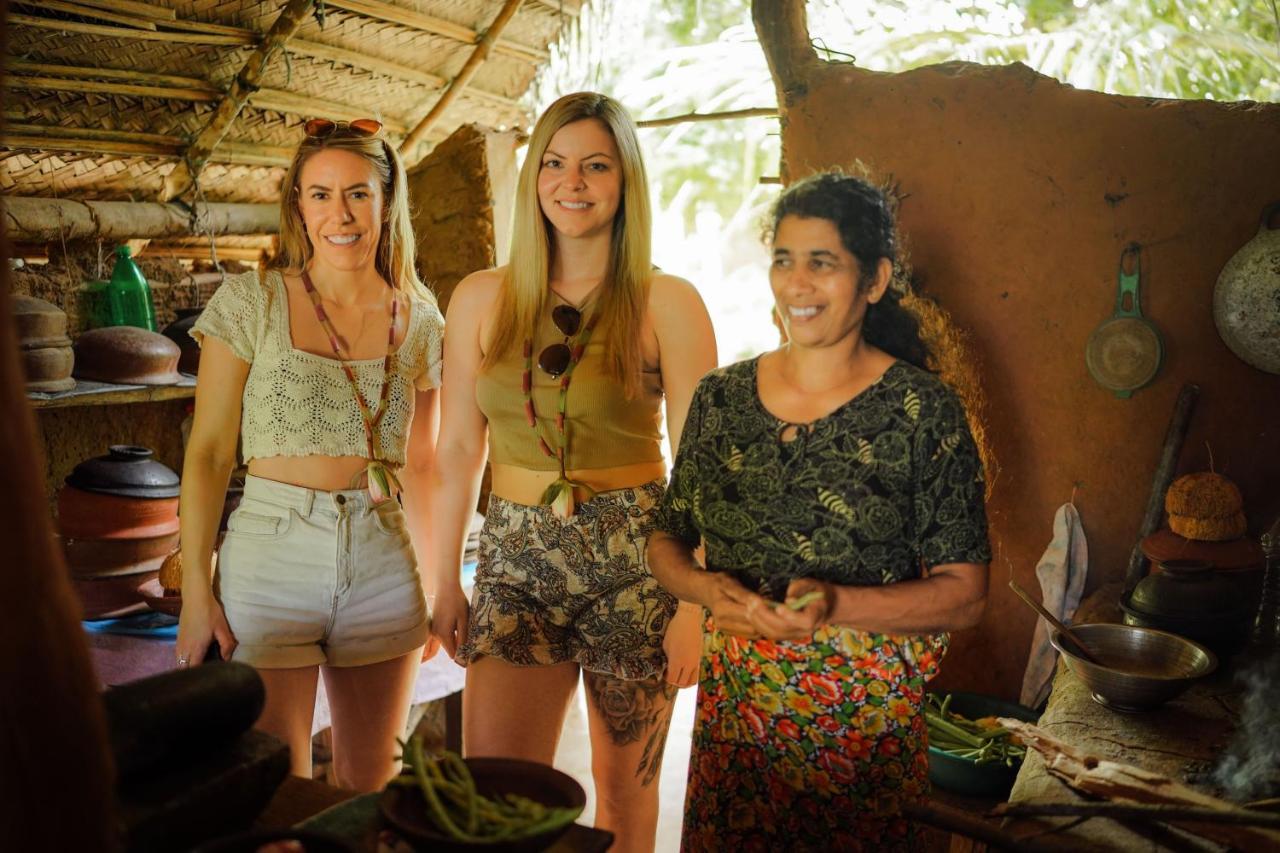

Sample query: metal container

[1050,623,1216,713]
[1214,202,1280,374]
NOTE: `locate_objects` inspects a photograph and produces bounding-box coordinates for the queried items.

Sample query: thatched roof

[1,0,579,207]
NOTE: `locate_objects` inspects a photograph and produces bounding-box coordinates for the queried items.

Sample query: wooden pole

[400,0,524,163]
[5,74,220,102]
[992,801,1280,830]
[637,107,778,129]
[322,0,547,64]
[9,13,255,45]
[160,0,315,202]
[1,197,280,242]
[12,0,159,30]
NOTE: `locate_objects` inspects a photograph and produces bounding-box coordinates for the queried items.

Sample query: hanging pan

[1086,245,1164,398]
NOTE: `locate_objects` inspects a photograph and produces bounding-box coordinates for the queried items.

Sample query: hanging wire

[810,37,856,65]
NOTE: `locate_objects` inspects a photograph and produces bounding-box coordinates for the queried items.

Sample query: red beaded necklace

[523,304,597,517]
[300,270,401,502]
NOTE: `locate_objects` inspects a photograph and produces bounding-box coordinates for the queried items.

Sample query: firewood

[998,718,1280,850]
[992,800,1280,829]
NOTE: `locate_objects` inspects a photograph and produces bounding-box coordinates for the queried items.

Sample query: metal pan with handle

[1086,244,1164,398]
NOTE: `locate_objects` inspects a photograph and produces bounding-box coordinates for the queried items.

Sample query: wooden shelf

[27,380,196,410]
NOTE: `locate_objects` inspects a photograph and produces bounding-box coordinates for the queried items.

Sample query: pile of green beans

[925,694,1026,768]
[392,736,583,842]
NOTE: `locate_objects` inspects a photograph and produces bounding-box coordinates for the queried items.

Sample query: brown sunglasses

[304,118,383,138]
[537,305,584,378]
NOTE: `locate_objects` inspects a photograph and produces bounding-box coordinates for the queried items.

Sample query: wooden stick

[160,0,315,202]
[66,0,176,20]
[4,123,186,147]
[2,129,291,168]
[1,198,279,242]
[4,75,220,102]
[530,0,582,16]
[248,88,411,135]
[322,0,547,64]
[11,0,158,31]
[141,246,267,262]
[1008,578,1102,664]
[5,60,211,90]
[399,0,524,160]
[1124,383,1199,592]
[9,13,255,45]
[638,107,779,129]
[992,801,1280,830]
[902,800,1056,851]
[1,133,181,158]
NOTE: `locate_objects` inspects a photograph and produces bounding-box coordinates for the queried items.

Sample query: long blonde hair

[271,127,435,306]
[482,92,652,397]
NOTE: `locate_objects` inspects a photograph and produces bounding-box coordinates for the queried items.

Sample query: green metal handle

[1114,245,1143,319]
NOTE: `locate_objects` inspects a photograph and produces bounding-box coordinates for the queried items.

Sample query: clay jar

[66,445,180,499]
[73,326,182,385]
[161,307,203,375]
[14,294,75,392]
[1121,559,1248,652]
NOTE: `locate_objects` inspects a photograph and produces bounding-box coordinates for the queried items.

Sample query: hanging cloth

[1020,502,1089,708]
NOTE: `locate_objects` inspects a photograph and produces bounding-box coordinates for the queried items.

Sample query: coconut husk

[1165,472,1243,519]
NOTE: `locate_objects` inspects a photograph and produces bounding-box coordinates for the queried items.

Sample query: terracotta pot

[62,531,179,577]
[136,577,183,617]
[1121,559,1250,653]
[57,486,179,540]
[161,307,203,375]
[73,570,158,620]
[73,326,182,386]
[13,294,70,346]
[1140,527,1263,571]
[22,344,75,386]
[66,445,180,499]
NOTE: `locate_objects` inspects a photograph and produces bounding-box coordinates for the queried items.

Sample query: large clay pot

[1214,202,1280,374]
[1121,559,1249,653]
[14,294,75,391]
[73,571,159,620]
[161,306,203,375]
[57,485,179,540]
[73,326,182,385]
[66,445,180,499]
[63,531,180,577]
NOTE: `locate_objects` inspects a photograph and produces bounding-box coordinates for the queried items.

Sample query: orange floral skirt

[681,622,948,852]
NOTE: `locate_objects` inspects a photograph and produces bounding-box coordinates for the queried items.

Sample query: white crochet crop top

[190,270,444,466]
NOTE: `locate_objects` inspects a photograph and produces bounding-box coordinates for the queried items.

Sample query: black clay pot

[66,445,180,499]
[161,306,203,375]
[1121,559,1248,653]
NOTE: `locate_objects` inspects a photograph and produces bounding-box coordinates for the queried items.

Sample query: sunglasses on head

[304,118,383,139]
[537,305,583,378]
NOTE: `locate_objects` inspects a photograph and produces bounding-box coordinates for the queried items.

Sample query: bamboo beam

[1,198,280,242]
[9,13,256,46]
[161,0,315,202]
[3,124,291,167]
[249,88,411,135]
[5,123,185,146]
[142,245,267,262]
[400,0,524,162]
[637,107,779,129]
[1,133,181,158]
[322,0,547,64]
[69,0,176,20]
[11,0,159,31]
[5,60,212,90]
[4,74,220,102]
[531,0,582,15]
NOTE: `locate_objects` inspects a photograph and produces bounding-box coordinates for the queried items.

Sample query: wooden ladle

[1008,579,1103,665]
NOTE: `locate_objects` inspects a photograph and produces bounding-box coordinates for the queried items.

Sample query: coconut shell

[159,549,183,593]
[1168,510,1247,542]
[1165,472,1243,518]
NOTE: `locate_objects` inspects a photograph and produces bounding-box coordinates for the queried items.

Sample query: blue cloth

[83,611,178,638]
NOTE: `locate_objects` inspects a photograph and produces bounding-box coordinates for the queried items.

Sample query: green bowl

[927,691,1038,798]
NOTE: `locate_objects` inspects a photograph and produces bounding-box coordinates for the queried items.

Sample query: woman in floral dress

[648,171,991,851]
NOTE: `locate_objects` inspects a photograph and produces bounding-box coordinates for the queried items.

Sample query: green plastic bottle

[84,246,156,331]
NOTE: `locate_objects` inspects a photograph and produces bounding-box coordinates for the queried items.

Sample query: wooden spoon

[1008,579,1103,665]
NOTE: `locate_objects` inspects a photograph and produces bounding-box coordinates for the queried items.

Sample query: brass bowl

[1050,623,1216,713]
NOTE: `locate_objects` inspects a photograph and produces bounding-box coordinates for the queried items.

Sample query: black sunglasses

[304,118,383,138]
[537,305,583,378]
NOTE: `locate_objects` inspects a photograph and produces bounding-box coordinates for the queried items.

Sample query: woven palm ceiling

[1,0,579,206]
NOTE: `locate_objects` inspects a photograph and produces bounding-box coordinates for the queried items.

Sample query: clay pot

[1121,559,1249,653]
[57,485,179,540]
[66,445,180,499]
[63,531,180,577]
[13,294,70,347]
[161,307,203,375]
[73,571,159,620]
[1140,528,1263,571]
[73,326,182,385]
[22,345,76,392]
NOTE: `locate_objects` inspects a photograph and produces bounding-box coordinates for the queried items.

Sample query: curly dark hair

[767,171,931,370]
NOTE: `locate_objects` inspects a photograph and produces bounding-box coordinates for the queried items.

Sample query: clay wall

[758,13,1280,699]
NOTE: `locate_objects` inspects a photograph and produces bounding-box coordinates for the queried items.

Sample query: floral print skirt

[681,621,948,852]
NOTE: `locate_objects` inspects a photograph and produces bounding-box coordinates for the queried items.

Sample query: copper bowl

[1050,623,1217,713]
[137,577,183,617]
[57,485,179,539]
[73,326,182,385]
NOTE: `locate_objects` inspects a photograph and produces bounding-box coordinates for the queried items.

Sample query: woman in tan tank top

[424,93,716,851]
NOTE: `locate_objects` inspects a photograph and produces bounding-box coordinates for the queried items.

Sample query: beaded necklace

[300,270,401,503]
[523,306,597,518]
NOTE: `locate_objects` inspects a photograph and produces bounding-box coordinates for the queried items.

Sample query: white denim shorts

[216,474,429,668]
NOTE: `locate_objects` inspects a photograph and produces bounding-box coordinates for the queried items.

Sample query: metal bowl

[1050,623,1216,713]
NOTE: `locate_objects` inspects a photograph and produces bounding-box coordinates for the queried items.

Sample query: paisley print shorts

[455,479,677,681]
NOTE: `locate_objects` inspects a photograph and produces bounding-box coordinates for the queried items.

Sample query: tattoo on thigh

[586,675,677,786]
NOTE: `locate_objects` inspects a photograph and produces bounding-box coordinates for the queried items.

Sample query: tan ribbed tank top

[476,291,663,471]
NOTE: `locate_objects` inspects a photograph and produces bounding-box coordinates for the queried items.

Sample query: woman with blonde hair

[426,92,716,849]
[176,118,444,790]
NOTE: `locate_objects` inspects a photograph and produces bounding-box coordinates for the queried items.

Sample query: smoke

[1213,654,1280,801]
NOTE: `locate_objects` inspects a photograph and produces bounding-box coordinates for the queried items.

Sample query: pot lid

[1129,559,1240,619]
[65,445,180,499]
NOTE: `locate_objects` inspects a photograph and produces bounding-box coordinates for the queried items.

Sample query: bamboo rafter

[531,0,582,15]
[11,0,159,31]
[161,0,316,202]
[1,125,294,167]
[5,60,213,90]
[322,0,546,64]
[400,0,525,161]
[67,0,175,19]
[9,13,256,46]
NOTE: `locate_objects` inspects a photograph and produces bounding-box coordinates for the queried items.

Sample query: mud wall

[757,6,1280,699]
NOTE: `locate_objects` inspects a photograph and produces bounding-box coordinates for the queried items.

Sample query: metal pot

[1121,559,1249,652]
[66,445,180,499]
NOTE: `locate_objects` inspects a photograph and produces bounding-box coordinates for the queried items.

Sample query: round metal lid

[1085,317,1163,393]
